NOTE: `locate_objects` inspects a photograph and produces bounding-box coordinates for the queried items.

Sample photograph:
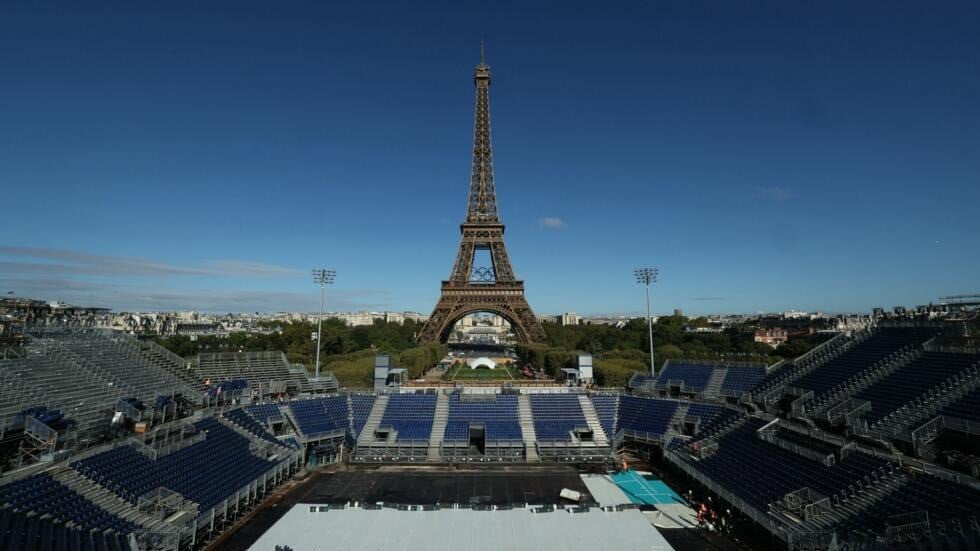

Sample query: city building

[754,327,789,348]
[559,312,580,326]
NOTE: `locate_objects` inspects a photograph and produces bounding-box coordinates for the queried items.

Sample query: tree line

[154,315,827,389]
[521,316,829,387]
[154,318,442,388]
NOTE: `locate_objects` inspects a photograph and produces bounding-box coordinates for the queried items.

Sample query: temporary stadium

[1,322,980,550]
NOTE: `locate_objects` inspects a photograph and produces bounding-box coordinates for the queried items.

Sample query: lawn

[447,362,518,380]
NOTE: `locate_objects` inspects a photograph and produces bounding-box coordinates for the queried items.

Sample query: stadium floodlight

[634,267,658,377]
[312,269,336,382]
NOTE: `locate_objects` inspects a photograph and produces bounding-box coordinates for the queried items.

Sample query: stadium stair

[356,395,389,445]
[517,395,539,462]
[703,368,728,398]
[576,395,608,446]
[427,393,449,461]
[280,407,306,441]
[346,394,354,432]
[140,339,193,379]
[289,364,318,394]
[691,413,751,448]
[49,465,166,531]
[216,414,268,445]
[668,402,691,434]
[107,334,202,402]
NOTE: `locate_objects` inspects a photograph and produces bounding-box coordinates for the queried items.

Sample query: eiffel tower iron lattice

[417,52,546,344]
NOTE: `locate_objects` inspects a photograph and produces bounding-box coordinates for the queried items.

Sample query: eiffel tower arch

[417,50,546,344]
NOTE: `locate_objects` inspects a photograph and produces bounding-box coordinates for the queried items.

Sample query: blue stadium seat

[206,378,249,398]
[246,403,283,424]
[0,473,138,536]
[73,418,280,513]
[719,366,766,394]
[837,472,980,542]
[287,396,348,437]
[656,362,714,392]
[589,394,620,437]
[792,328,937,395]
[223,408,290,448]
[528,394,587,441]
[693,419,888,511]
[853,351,980,423]
[349,395,376,437]
[617,396,677,438]
[686,403,736,437]
[378,394,436,441]
[629,374,657,389]
[443,393,521,442]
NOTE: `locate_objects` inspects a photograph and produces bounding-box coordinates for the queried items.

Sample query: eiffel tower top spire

[466,43,498,224]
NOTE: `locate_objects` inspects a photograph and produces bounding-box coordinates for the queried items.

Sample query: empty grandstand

[630,359,768,401]
[1,409,302,550]
[194,351,331,396]
[440,392,523,460]
[0,330,205,468]
[3,323,980,550]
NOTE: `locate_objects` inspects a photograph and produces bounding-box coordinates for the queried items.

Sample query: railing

[194,448,302,529]
[808,347,920,416]
[789,390,814,416]
[356,438,430,449]
[910,415,944,455]
[884,510,931,545]
[785,530,838,551]
[130,529,183,551]
[613,428,667,446]
[536,439,611,453]
[23,415,58,444]
[753,331,856,404]
[870,364,980,438]
[662,358,766,370]
[843,446,980,489]
[770,487,832,525]
[758,430,835,466]
[825,398,873,432]
[942,415,980,436]
[878,320,948,330]
[137,486,199,524]
[926,343,980,354]
[116,398,144,422]
[294,426,346,444]
[142,339,193,370]
[792,331,849,366]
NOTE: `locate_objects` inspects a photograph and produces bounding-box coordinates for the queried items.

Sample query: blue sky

[1,1,978,315]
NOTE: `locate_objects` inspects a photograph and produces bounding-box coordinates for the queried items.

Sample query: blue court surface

[610,470,686,506]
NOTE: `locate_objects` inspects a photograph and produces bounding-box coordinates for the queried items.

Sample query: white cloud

[537,217,567,229]
[204,260,302,277]
[0,276,392,313]
[0,246,300,278]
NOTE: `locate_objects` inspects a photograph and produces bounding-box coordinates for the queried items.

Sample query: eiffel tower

[417,50,546,344]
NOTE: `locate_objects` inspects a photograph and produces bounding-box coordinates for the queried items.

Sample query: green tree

[594,358,646,387]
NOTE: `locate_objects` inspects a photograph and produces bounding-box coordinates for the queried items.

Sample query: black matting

[300,470,592,505]
[218,468,594,551]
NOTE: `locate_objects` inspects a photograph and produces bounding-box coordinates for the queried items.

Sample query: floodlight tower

[634,267,658,376]
[312,268,336,381]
